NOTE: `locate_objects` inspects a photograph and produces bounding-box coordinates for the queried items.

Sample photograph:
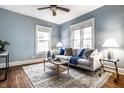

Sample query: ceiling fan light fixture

[50,5,57,11]
[37,5,70,16]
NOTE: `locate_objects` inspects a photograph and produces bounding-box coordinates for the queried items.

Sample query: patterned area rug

[23,63,112,88]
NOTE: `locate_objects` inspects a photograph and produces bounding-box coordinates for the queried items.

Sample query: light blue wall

[60,5,124,68]
[1,6,124,68]
[0,8,59,62]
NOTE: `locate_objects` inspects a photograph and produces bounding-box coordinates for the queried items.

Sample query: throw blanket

[70,56,81,65]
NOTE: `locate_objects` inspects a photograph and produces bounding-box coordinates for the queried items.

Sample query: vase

[0,47,5,53]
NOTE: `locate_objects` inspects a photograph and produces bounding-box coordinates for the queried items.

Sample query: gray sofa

[55,48,101,74]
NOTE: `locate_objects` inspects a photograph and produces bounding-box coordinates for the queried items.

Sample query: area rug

[23,63,112,88]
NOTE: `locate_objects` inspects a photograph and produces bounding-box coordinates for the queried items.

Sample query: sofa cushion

[77,59,90,66]
[55,55,71,61]
[64,48,73,56]
[60,48,65,55]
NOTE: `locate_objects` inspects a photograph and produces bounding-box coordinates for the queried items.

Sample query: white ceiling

[0,5,102,24]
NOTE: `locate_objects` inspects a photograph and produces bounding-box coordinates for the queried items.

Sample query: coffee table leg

[67,63,69,76]
[43,59,45,71]
[57,65,59,79]
[99,59,105,76]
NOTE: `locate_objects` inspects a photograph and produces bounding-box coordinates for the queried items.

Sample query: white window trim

[35,25,52,54]
[70,18,95,48]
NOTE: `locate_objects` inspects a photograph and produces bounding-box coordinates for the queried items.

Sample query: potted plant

[0,40,10,53]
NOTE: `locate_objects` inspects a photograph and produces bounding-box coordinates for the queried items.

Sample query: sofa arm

[89,53,103,71]
[52,50,60,55]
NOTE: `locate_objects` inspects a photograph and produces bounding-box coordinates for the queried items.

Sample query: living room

[0,1,124,91]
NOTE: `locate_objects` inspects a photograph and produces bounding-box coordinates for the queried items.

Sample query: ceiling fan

[37,5,70,16]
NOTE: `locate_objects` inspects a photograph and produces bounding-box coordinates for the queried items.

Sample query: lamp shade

[102,38,119,48]
[56,42,63,47]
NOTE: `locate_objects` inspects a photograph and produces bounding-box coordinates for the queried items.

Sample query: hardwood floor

[0,66,33,88]
[102,74,124,88]
[0,63,124,88]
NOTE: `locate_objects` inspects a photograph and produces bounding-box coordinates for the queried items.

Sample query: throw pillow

[72,49,77,56]
[90,49,98,57]
[60,48,65,55]
[83,48,94,59]
[76,49,82,56]
[64,48,73,56]
[78,48,85,57]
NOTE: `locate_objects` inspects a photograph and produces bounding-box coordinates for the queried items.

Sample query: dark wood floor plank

[0,63,124,88]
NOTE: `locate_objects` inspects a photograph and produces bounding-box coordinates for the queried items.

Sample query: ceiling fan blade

[52,11,56,16]
[37,7,50,10]
[57,6,70,12]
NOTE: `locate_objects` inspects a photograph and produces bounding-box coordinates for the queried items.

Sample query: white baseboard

[104,65,124,75]
[0,58,43,68]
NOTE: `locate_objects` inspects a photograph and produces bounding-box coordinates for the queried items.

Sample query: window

[73,30,81,49]
[82,26,92,48]
[36,25,52,54]
[71,18,94,49]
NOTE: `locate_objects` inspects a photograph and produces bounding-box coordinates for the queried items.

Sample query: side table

[0,52,9,82]
[99,58,119,82]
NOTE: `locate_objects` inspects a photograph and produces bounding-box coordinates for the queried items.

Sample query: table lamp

[56,42,63,50]
[102,38,119,59]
